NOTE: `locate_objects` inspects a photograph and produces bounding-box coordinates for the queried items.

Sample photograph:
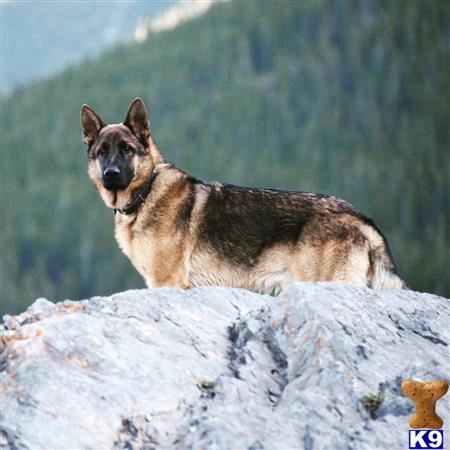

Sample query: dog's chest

[114,216,156,280]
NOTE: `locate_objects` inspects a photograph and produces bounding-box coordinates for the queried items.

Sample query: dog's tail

[361,222,407,290]
[368,244,406,290]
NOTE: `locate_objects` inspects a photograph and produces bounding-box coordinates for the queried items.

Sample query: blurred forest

[2,0,449,315]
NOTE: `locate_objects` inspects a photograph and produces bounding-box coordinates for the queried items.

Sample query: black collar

[114,169,158,216]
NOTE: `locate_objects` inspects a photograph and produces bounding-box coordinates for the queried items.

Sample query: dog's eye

[98,147,107,157]
[123,144,133,154]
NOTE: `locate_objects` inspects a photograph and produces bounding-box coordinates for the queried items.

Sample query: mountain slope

[2,0,449,314]
[1,1,174,94]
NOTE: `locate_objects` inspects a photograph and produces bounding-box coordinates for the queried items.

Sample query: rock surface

[1,283,449,450]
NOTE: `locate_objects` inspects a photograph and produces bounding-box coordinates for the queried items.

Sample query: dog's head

[81,98,157,208]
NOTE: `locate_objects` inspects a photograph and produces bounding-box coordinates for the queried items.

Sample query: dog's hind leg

[290,239,370,287]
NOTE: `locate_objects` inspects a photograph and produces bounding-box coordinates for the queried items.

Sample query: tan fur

[189,243,293,295]
[359,223,405,290]
[111,167,294,293]
[115,163,190,288]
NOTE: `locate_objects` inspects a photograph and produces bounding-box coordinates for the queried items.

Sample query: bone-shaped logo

[401,379,448,429]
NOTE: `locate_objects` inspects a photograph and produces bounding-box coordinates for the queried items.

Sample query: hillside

[2,0,449,314]
[2,284,449,449]
[1,1,174,94]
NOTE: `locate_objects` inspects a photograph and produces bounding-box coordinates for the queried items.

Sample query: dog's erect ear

[123,97,151,145]
[81,105,105,146]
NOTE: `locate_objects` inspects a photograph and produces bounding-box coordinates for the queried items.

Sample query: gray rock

[1,283,449,450]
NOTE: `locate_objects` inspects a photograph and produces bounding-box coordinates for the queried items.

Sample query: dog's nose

[103,166,120,178]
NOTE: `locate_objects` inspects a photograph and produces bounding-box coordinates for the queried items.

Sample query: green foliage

[360,393,384,419]
[2,0,449,315]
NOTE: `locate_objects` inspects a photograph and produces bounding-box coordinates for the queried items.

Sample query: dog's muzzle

[102,166,127,191]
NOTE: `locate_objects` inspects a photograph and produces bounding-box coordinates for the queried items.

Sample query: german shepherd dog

[81,98,405,293]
